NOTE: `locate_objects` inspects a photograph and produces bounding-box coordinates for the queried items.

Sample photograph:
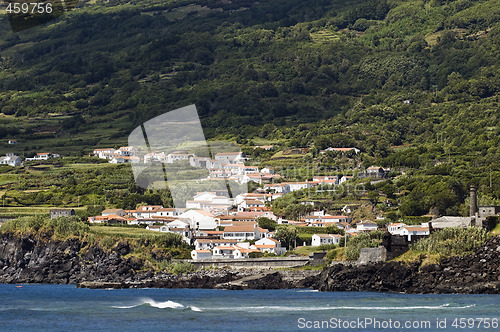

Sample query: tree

[275,225,298,250]
[257,217,277,231]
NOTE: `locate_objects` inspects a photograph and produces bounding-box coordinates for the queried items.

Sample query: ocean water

[0,285,498,331]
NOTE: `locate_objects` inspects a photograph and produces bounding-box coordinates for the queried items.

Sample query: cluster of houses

[0,151,60,167]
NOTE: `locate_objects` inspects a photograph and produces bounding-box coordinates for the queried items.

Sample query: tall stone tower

[470,185,478,217]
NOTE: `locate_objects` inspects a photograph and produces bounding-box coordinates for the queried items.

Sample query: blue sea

[0,285,498,331]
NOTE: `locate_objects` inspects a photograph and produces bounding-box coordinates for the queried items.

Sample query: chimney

[470,185,478,217]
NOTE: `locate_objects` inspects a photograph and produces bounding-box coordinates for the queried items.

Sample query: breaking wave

[111,298,202,312]
[209,303,475,312]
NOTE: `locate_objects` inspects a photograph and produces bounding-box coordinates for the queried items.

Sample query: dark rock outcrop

[0,232,320,289]
[317,236,500,294]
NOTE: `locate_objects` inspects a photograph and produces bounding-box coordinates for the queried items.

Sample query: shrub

[249,251,264,258]
[167,261,196,275]
[344,233,381,261]
[410,227,489,257]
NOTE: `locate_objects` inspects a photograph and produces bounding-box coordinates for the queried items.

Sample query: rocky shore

[318,236,500,294]
[0,232,319,289]
[1,231,499,293]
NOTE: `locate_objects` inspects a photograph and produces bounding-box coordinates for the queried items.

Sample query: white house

[222,223,268,241]
[214,152,246,164]
[320,147,360,154]
[194,239,238,251]
[116,146,134,156]
[311,234,343,247]
[7,139,17,145]
[238,199,266,212]
[212,246,237,258]
[251,237,286,255]
[284,182,310,192]
[26,152,60,161]
[0,155,21,167]
[93,148,116,159]
[191,250,212,260]
[387,222,406,235]
[166,153,194,164]
[134,206,164,218]
[179,209,217,230]
[102,209,126,217]
[401,226,430,241]
[234,247,261,259]
[339,175,353,184]
[263,183,290,194]
[356,221,378,231]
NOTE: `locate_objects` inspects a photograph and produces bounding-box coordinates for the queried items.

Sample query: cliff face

[318,236,500,294]
[0,233,143,284]
[0,232,319,289]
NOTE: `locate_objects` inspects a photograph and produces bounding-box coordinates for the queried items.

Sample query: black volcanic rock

[317,236,500,294]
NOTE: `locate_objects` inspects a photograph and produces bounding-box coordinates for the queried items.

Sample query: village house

[194,239,238,251]
[93,148,116,159]
[191,250,212,260]
[339,175,353,184]
[179,209,218,231]
[263,183,290,194]
[166,152,194,164]
[26,152,60,161]
[358,166,388,179]
[214,152,247,164]
[133,205,164,218]
[387,222,406,235]
[319,147,360,154]
[238,199,266,212]
[110,155,140,164]
[115,146,134,156]
[234,247,261,258]
[250,237,285,255]
[212,246,238,258]
[254,145,274,150]
[356,221,378,232]
[311,234,343,247]
[7,139,17,145]
[50,209,75,219]
[401,226,430,241]
[222,223,269,241]
[0,154,22,167]
[102,209,127,217]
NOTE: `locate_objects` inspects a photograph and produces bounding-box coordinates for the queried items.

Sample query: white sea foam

[209,303,475,312]
[112,298,202,311]
[190,306,203,312]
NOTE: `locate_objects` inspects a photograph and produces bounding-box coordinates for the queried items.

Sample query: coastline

[1,232,499,294]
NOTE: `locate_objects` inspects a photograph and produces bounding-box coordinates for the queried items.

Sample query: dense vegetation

[0,215,193,268]
[0,0,498,219]
[410,227,490,256]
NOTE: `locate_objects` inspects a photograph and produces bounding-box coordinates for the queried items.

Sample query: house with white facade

[401,226,430,241]
[311,234,343,247]
[0,154,21,167]
[191,250,212,260]
[93,148,116,159]
[102,209,127,217]
[134,206,164,218]
[26,152,60,161]
[387,222,406,235]
[222,223,268,241]
[251,237,285,255]
[166,152,194,164]
[179,209,217,230]
[214,152,246,164]
[356,221,378,232]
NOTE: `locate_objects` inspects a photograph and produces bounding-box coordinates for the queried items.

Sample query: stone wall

[358,246,386,264]
[179,257,313,269]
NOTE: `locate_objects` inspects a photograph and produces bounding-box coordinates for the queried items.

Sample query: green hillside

[0,0,498,216]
